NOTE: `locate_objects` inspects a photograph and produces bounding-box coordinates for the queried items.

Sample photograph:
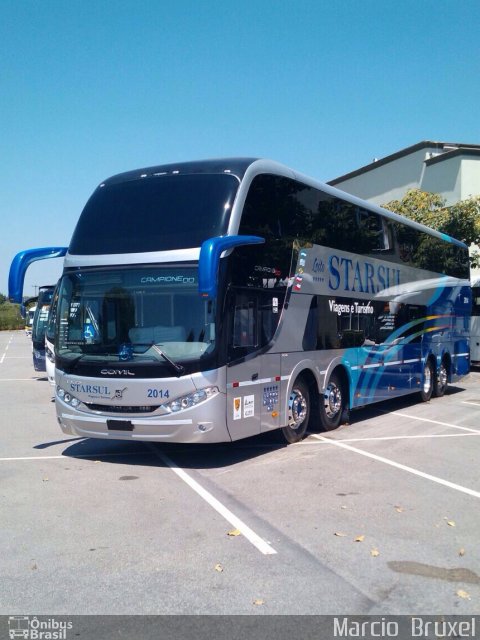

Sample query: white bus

[25,304,36,336]
[9,159,471,444]
[471,276,480,365]
[45,283,60,387]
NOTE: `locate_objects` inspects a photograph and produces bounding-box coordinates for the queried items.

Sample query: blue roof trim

[8,247,67,303]
[198,235,265,298]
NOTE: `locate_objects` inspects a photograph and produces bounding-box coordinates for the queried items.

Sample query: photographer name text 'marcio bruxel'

[333,616,477,638]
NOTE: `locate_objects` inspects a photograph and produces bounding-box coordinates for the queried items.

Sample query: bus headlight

[163,387,219,413]
[56,386,80,408]
[46,346,55,363]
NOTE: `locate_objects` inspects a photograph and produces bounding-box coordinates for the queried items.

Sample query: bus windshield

[32,304,51,343]
[68,173,239,255]
[55,266,217,368]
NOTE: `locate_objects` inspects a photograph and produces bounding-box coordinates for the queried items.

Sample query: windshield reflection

[56,267,216,366]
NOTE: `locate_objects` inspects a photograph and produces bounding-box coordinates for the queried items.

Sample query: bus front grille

[85,404,160,414]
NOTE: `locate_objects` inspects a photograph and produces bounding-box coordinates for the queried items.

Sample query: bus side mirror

[8,247,68,303]
[198,235,264,299]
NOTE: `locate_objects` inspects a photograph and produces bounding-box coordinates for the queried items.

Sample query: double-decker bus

[471,276,480,365]
[9,159,471,443]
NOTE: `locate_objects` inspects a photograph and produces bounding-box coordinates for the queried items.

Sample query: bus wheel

[420,359,434,402]
[319,372,345,431]
[281,379,310,444]
[433,359,448,397]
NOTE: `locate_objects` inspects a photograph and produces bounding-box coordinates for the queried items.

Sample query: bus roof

[100,158,259,186]
[88,157,469,252]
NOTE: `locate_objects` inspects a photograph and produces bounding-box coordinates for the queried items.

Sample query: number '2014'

[147,389,170,398]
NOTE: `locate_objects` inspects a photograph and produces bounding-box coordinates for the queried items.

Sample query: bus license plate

[107,420,134,431]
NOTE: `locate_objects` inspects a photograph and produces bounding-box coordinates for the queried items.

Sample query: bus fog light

[163,386,219,413]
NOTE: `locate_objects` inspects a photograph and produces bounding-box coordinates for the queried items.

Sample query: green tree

[0,294,24,330]
[383,189,480,268]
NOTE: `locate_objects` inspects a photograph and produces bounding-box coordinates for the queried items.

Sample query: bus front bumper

[56,396,231,444]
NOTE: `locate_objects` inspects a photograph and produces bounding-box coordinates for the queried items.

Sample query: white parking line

[0,379,44,382]
[0,336,13,363]
[147,444,277,556]
[380,410,480,433]
[462,401,480,407]
[311,434,480,499]
[304,432,480,443]
[0,451,150,462]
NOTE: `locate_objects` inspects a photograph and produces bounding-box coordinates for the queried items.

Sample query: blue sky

[1,0,480,297]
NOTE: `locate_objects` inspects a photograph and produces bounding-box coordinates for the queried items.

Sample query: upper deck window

[69,173,239,255]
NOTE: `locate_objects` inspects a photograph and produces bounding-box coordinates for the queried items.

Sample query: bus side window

[357,208,386,252]
[233,298,256,348]
[302,296,318,351]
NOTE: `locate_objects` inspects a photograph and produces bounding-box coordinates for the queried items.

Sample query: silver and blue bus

[9,159,471,443]
[471,276,480,365]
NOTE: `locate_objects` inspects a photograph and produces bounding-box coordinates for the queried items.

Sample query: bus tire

[420,359,434,402]
[281,378,310,444]
[433,359,448,397]
[319,371,345,431]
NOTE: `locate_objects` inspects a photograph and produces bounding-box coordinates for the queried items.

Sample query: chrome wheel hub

[423,365,432,394]
[438,365,447,388]
[288,389,307,429]
[324,382,342,419]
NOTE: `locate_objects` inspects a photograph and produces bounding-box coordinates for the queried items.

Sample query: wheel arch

[282,358,352,429]
[282,360,321,429]
[322,357,352,410]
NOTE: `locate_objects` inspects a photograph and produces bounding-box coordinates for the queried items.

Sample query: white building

[328,140,480,279]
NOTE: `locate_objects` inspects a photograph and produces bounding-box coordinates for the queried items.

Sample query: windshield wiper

[62,353,86,372]
[152,345,185,377]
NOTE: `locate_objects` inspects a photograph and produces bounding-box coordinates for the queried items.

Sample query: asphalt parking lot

[1,330,479,616]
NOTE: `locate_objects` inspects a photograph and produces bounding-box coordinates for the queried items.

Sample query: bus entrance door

[226,292,263,440]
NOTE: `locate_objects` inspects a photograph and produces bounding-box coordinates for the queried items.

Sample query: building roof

[328,141,480,185]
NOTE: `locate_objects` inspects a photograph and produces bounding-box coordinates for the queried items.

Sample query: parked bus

[471,276,480,365]
[45,283,60,387]
[9,159,471,443]
[31,285,55,371]
[21,296,37,328]
[25,304,37,336]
